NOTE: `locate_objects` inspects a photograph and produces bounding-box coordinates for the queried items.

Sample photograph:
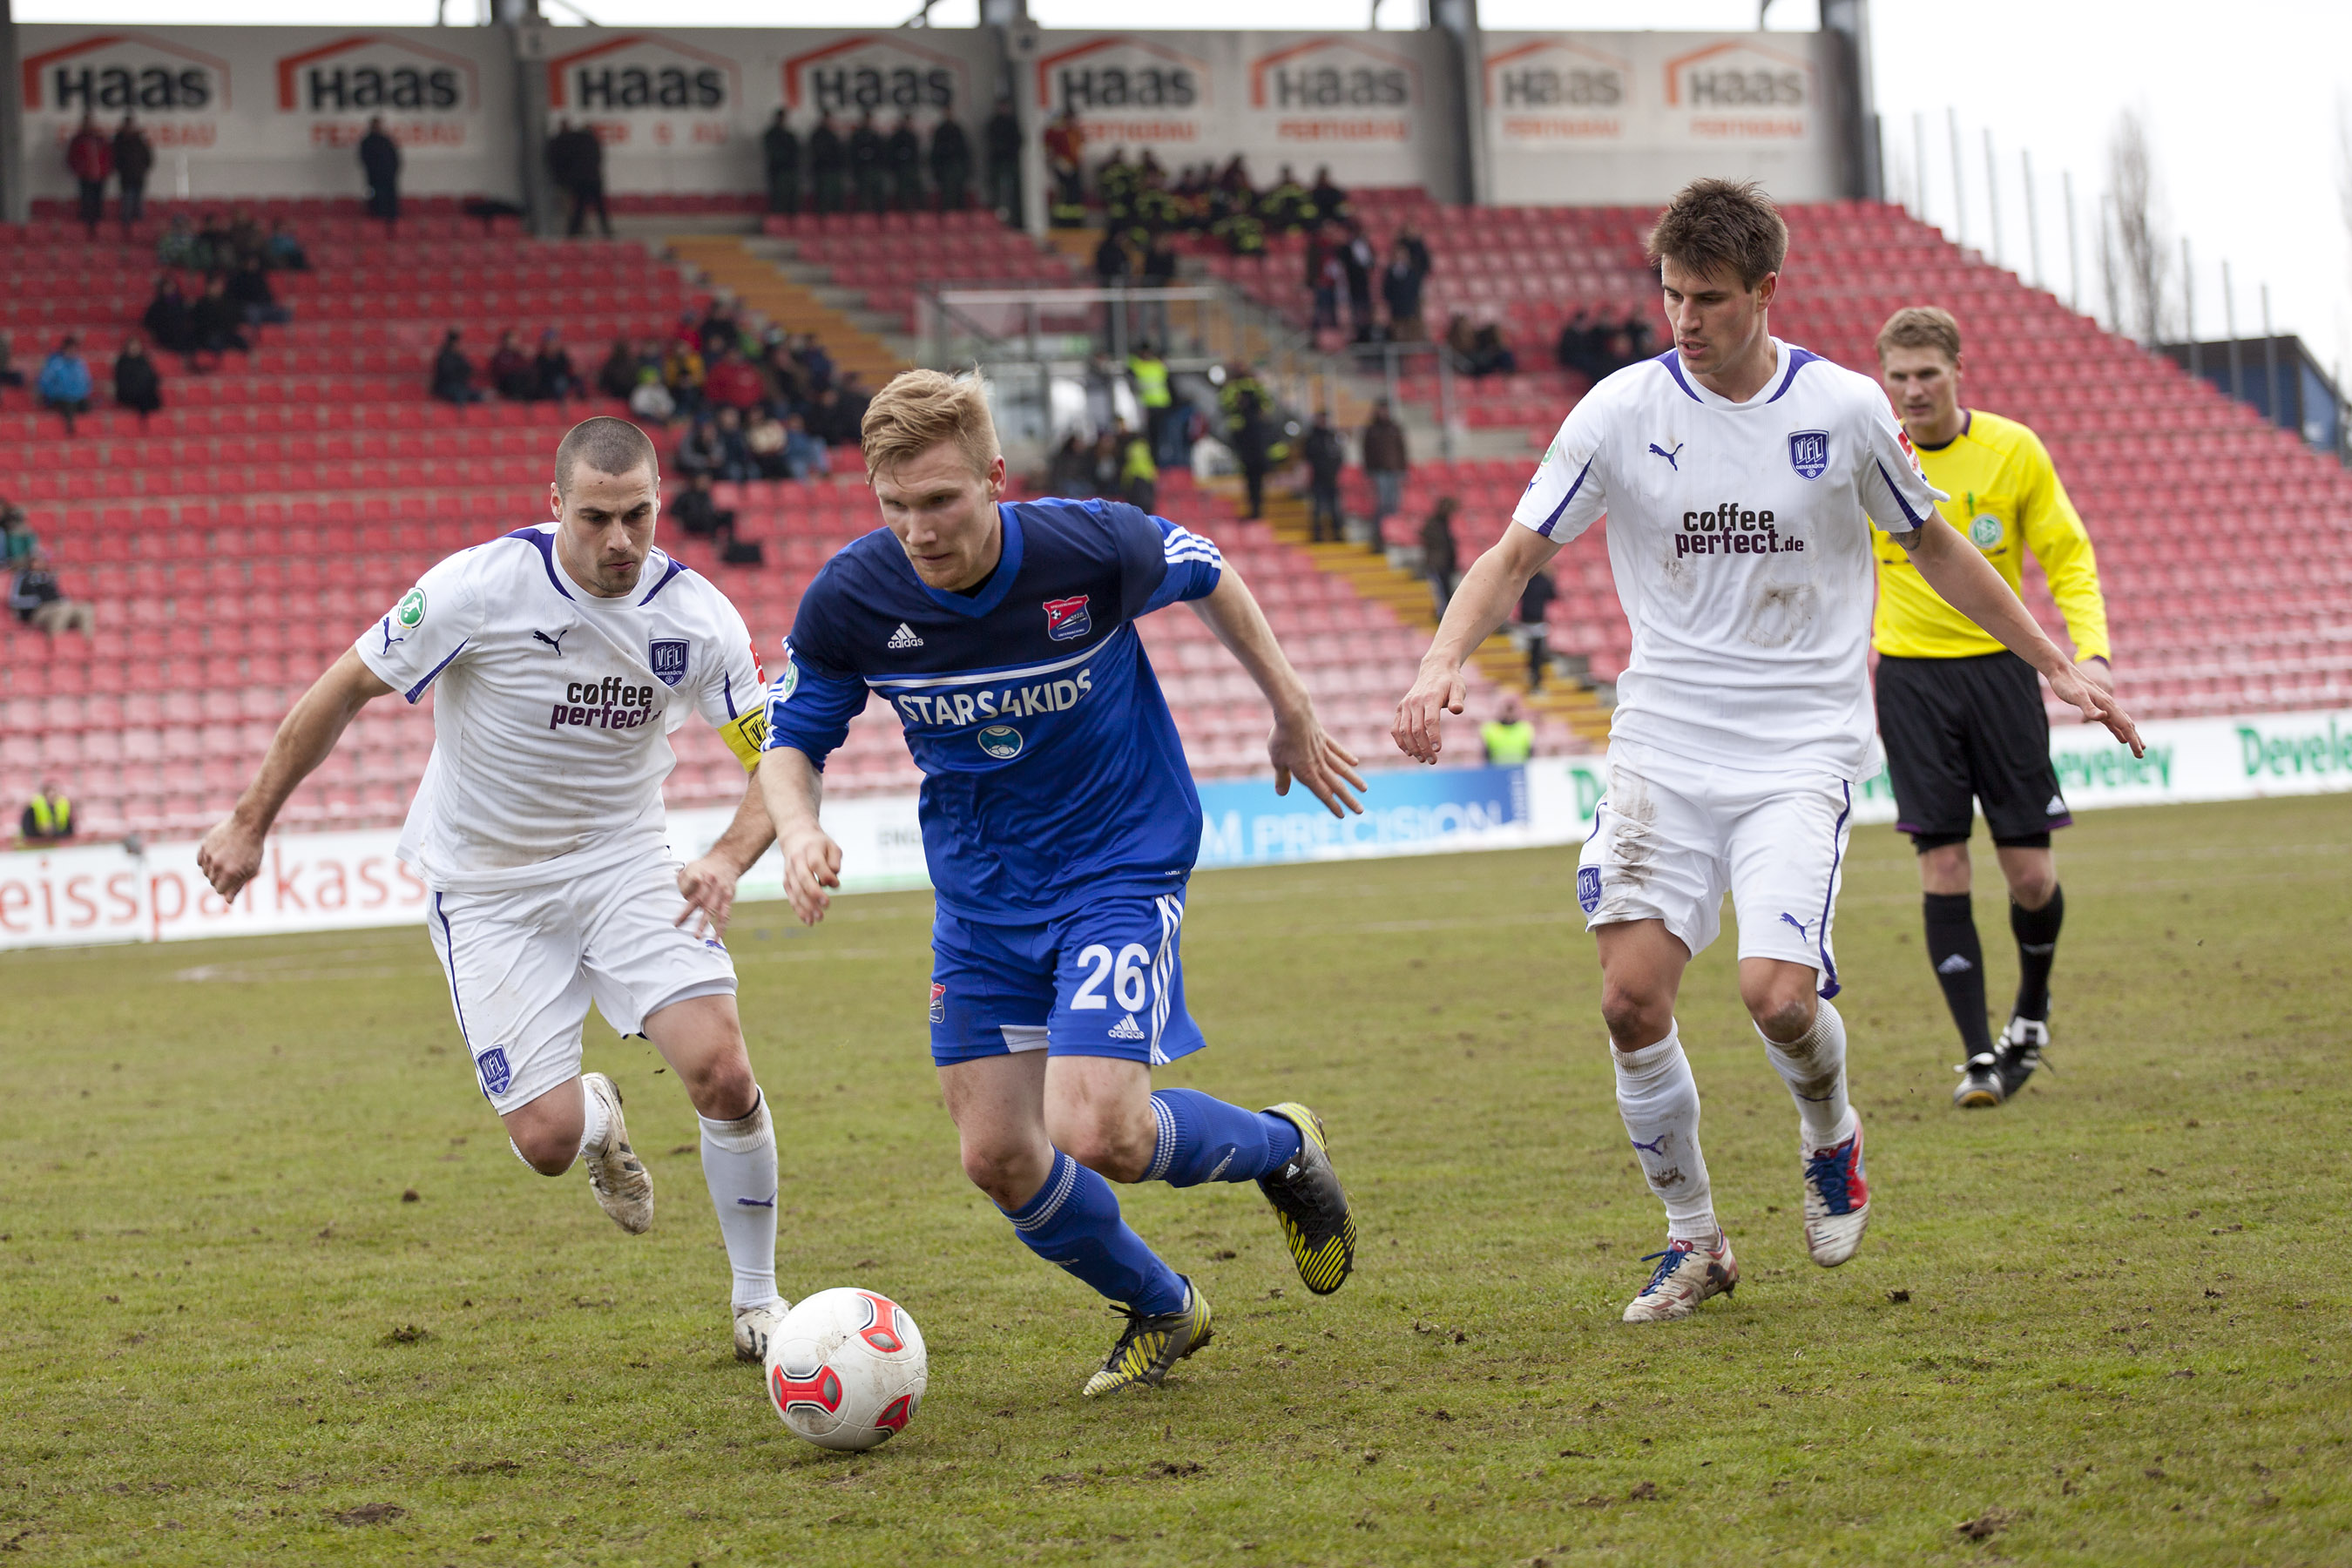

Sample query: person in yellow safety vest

[1127,343,1172,470]
[1119,422,1159,515]
[1480,695,1535,767]
[21,778,74,842]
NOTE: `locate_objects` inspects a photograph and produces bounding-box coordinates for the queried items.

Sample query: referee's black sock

[2010,884,2065,1024]
[1923,892,1997,1061]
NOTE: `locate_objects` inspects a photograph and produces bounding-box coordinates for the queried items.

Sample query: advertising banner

[4,721,2341,952]
[1480,30,1839,206]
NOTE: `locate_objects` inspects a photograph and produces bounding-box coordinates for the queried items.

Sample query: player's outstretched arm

[1187,565,1365,818]
[197,649,395,899]
[1899,517,2145,757]
[1394,524,1562,765]
[675,766,778,939]
[754,746,842,926]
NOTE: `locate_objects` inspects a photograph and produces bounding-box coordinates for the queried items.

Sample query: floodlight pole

[1947,109,1966,247]
[2063,169,2079,313]
[2181,237,2198,380]
[0,0,24,227]
[1982,129,2001,266]
[2021,149,2041,289]
[2222,259,2242,404]
[2261,284,2281,433]
[1912,112,1927,220]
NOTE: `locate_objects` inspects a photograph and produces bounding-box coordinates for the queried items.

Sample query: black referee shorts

[1876,652,2071,850]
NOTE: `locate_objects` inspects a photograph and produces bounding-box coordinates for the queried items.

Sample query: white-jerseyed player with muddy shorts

[1394,180,2142,1322]
[199,417,801,1362]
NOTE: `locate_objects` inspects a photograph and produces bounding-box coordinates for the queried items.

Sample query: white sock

[1612,1024,1716,1243]
[700,1088,783,1310]
[1761,998,1857,1151]
[574,1078,611,1161]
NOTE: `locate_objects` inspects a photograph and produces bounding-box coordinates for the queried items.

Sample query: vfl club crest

[649,639,691,687]
[476,1047,512,1097]
[1788,430,1828,480]
[1043,595,1092,642]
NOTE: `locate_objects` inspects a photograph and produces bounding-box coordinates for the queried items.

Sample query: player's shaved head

[556,416,659,494]
[1648,178,1788,292]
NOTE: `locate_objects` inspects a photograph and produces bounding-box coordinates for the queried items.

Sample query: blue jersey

[763,497,1225,923]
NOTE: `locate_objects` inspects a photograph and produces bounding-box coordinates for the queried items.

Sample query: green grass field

[5,794,2350,1565]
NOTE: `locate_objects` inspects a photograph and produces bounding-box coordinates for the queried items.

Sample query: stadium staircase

[1201,190,2352,725]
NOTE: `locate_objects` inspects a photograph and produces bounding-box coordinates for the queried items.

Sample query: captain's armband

[718,709,769,772]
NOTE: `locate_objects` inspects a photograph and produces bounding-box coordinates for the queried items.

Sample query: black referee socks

[2010,884,2065,1024]
[1923,892,1996,1061]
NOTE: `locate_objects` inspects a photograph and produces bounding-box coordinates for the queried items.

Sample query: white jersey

[356,524,768,894]
[1513,338,1946,777]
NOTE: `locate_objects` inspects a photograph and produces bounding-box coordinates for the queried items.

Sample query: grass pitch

[4,794,2349,1565]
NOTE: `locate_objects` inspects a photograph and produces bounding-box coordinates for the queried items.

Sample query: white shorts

[1576,739,1857,997]
[424,853,738,1114]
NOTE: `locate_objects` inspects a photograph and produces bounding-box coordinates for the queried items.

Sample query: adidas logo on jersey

[2046,794,2067,815]
[886,623,924,650]
[1936,953,1975,975]
[1107,1014,1146,1042]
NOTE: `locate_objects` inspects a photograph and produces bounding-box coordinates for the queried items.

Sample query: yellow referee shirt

[1870,409,2110,662]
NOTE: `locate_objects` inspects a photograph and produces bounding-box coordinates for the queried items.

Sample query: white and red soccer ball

[763,1288,928,1451]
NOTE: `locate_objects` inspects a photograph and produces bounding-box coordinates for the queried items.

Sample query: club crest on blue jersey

[649,639,691,687]
[476,1047,512,1097]
[1577,865,1602,914]
[1043,594,1092,642]
[977,724,1024,760]
[1788,430,1829,480]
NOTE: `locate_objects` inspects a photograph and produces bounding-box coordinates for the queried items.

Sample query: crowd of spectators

[1554,306,1660,382]
[760,109,990,217]
[65,112,155,239]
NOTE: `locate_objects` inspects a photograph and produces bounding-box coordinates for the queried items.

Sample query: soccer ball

[763,1288,928,1451]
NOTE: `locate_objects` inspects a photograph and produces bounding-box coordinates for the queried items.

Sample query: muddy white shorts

[423,853,738,1114]
[1576,738,1858,997]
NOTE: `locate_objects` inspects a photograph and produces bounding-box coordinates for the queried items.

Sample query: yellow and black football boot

[1081,1276,1213,1397]
[1256,1103,1356,1294]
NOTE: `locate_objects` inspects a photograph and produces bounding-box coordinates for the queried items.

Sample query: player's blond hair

[860,368,999,482]
[1646,179,1787,290]
[1876,306,1963,365]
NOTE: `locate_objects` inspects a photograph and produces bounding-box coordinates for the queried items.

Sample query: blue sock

[1002,1150,1186,1315]
[1144,1089,1304,1186]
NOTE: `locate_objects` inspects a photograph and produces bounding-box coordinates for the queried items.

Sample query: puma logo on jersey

[1107,1014,1146,1042]
[1780,911,1814,939]
[1630,1133,1668,1154]
[886,623,924,650]
[378,618,405,654]
[531,628,569,654]
[1647,442,1683,470]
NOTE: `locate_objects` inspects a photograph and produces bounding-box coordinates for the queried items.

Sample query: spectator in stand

[849,112,889,213]
[985,98,1023,221]
[779,411,828,479]
[359,118,402,227]
[112,336,163,424]
[696,299,740,360]
[1309,234,1344,337]
[189,278,247,366]
[1360,397,1408,552]
[3,504,36,565]
[0,335,23,399]
[835,370,873,431]
[1471,321,1517,377]
[1303,410,1347,544]
[1517,565,1558,693]
[794,332,834,394]
[226,209,266,269]
[673,416,722,481]
[1119,422,1158,513]
[489,329,537,401]
[597,336,639,401]
[805,385,856,448]
[1382,240,1428,341]
[762,110,801,216]
[1419,497,1460,618]
[193,212,234,274]
[1308,166,1351,226]
[744,406,789,479]
[702,344,765,413]
[37,335,93,434]
[627,366,675,423]
[112,114,153,235]
[227,254,291,329]
[809,114,847,214]
[157,214,202,273]
[1126,341,1172,469]
[1093,227,1130,292]
[1047,432,1090,497]
[141,276,193,357]
[672,470,733,539]
[1044,108,1086,228]
[757,331,809,409]
[67,114,112,239]
[1342,222,1377,341]
[1480,694,1536,767]
[1396,221,1432,280]
[21,781,76,844]
[265,220,309,271]
[929,114,971,211]
[709,406,756,483]
[885,115,923,211]
[430,328,483,405]
[663,335,706,416]
[550,120,612,240]
[11,549,96,637]
[534,330,581,402]
[1229,384,1273,521]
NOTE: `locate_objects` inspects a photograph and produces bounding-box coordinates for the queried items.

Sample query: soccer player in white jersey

[1394,180,2143,1322]
[197,417,798,1362]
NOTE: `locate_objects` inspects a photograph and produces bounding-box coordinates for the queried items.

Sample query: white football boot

[1621,1233,1739,1323]
[733,1299,792,1364]
[1801,1113,1870,1267]
[579,1071,653,1234]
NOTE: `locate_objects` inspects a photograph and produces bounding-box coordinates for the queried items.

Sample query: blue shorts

[929,891,1207,1068]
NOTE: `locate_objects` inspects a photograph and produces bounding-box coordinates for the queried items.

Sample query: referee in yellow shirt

[1871,308,2114,1110]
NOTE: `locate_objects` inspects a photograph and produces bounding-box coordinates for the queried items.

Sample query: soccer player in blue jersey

[755,370,1366,1395]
